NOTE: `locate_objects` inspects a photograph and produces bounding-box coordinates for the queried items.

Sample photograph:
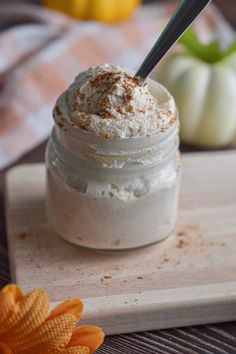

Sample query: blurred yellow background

[43,0,141,23]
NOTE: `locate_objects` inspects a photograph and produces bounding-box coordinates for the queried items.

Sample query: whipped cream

[54,64,176,139]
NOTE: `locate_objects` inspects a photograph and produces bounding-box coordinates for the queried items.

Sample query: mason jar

[45,81,181,251]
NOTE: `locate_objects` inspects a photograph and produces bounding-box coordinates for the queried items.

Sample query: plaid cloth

[0,2,233,169]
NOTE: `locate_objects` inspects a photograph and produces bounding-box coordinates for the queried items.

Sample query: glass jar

[45,86,181,251]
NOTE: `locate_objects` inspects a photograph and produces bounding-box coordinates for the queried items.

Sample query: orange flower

[0,284,104,354]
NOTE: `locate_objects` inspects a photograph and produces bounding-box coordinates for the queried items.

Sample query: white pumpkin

[155,30,236,148]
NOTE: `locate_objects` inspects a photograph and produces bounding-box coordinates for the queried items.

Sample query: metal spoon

[136,0,212,80]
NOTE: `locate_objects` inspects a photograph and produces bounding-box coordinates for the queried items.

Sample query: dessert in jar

[45,64,181,251]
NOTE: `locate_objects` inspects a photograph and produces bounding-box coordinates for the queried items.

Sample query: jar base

[57,231,173,254]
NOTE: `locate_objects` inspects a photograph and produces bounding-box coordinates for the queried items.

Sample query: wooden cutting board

[5,151,236,335]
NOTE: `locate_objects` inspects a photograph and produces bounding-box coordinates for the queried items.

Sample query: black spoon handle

[136,0,212,79]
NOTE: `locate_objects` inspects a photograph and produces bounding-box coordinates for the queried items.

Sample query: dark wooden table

[1,1,236,353]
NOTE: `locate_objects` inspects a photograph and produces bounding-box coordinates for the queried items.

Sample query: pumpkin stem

[179,28,236,63]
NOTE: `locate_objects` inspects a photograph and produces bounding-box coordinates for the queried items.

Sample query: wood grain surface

[1,1,236,353]
[5,153,236,336]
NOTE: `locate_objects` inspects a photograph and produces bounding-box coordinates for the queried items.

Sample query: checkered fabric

[0,2,233,169]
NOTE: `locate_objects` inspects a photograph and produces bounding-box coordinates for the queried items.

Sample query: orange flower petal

[0,285,24,329]
[1,284,24,302]
[0,343,12,354]
[12,313,77,354]
[49,298,83,321]
[53,346,90,354]
[67,326,105,354]
[0,292,15,329]
[1,289,49,341]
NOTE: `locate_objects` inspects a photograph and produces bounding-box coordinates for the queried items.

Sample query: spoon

[136,0,212,80]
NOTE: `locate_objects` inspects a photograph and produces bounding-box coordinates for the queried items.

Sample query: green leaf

[179,28,236,63]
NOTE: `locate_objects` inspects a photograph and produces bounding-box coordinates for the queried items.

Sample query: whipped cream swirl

[54,64,176,139]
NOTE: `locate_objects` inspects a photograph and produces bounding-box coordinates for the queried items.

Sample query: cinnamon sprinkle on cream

[53,64,176,139]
